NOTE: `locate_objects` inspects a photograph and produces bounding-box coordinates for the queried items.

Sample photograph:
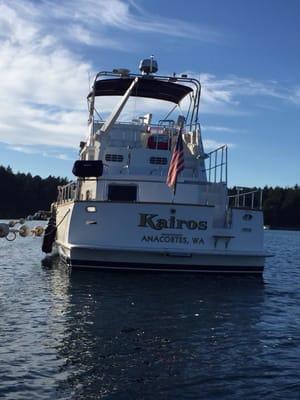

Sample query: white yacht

[47,57,267,273]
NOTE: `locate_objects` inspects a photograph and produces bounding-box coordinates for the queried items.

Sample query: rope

[44,209,71,237]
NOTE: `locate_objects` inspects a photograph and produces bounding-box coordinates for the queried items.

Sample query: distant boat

[44,57,268,274]
[28,211,49,221]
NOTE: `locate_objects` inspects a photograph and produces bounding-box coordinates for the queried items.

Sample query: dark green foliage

[0,165,299,228]
[229,185,300,229]
[0,165,68,219]
[263,186,300,228]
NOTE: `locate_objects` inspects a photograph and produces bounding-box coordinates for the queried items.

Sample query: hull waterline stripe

[66,258,264,273]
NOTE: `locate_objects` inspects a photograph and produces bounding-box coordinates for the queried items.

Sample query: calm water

[0,228,300,400]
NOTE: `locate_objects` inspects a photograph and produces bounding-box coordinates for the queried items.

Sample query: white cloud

[66,24,122,49]
[55,153,72,161]
[289,86,300,105]
[0,1,91,149]
[6,144,75,161]
[7,145,37,155]
[0,0,299,160]
[203,139,235,152]
[50,0,222,43]
[0,0,223,153]
[197,73,300,114]
[201,125,237,133]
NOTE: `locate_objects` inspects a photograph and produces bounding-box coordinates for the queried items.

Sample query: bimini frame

[87,69,201,132]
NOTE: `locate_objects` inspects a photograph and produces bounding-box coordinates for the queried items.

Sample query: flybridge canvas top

[87,58,201,129]
[88,77,193,104]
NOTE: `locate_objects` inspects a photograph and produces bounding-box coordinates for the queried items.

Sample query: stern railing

[57,182,77,204]
[203,145,227,184]
[228,188,263,210]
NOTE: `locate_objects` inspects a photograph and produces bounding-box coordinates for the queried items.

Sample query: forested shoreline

[230,186,300,229]
[0,165,299,228]
[0,165,68,219]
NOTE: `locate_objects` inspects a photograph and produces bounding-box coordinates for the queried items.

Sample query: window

[108,185,137,202]
[105,154,124,162]
[149,157,168,165]
[147,134,171,150]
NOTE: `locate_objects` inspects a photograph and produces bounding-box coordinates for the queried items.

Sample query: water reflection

[45,258,265,399]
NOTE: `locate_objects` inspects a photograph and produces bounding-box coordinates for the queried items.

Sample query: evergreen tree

[0,165,68,218]
[0,165,299,228]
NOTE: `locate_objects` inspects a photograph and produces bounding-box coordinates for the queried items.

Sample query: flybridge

[87,57,202,131]
[88,78,193,104]
[88,57,193,103]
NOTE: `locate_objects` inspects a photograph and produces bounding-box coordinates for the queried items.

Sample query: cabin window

[149,157,168,165]
[108,185,137,202]
[147,134,171,150]
[105,154,124,162]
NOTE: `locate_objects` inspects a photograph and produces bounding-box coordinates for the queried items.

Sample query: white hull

[57,246,264,274]
[55,201,267,274]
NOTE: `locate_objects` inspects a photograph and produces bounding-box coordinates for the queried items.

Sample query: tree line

[229,186,300,229]
[0,165,299,228]
[0,165,68,219]
[261,186,300,229]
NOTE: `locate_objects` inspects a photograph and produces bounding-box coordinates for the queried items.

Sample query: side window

[108,185,137,202]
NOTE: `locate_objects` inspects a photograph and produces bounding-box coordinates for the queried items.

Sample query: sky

[0,0,299,187]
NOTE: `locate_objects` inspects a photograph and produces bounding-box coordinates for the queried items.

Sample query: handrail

[57,182,77,204]
[202,145,227,184]
[92,120,200,151]
[93,119,197,133]
[228,188,263,210]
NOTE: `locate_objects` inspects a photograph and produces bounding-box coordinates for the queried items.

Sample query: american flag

[166,131,184,194]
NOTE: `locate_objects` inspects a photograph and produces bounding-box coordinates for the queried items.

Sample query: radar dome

[139,57,158,74]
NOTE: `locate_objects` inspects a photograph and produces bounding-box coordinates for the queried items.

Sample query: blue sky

[0,0,299,187]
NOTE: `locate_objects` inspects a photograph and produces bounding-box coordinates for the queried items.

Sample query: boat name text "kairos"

[138,212,208,231]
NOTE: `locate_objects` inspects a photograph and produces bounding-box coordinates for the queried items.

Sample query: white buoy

[19,225,30,237]
[33,226,44,236]
[6,231,17,241]
[1,218,45,241]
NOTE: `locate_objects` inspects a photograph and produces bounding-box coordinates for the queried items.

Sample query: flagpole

[173,181,177,196]
[171,185,176,203]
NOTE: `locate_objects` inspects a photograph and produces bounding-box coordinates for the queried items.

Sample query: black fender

[42,218,57,253]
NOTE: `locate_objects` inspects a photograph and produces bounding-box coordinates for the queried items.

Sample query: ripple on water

[0,229,300,399]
